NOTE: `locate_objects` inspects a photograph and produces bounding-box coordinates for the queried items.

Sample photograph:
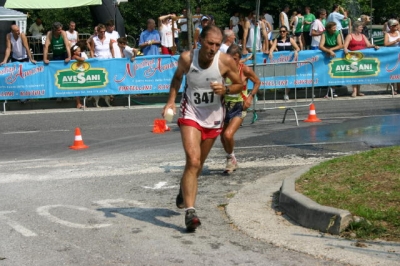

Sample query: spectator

[43,22,71,64]
[303,6,315,49]
[1,24,36,65]
[327,4,347,33]
[193,16,209,49]
[319,21,343,58]
[310,9,326,50]
[158,14,176,55]
[293,8,304,50]
[382,14,398,33]
[237,13,246,47]
[279,5,290,29]
[341,12,352,40]
[139,19,161,55]
[230,11,240,42]
[343,21,379,97]
[105,20,121,58]
[192,6,202,29]
[359,15,371,39]
[384,19,400,94]
[171,13,180,53]
[28,18,44,39]
[86,26,98,54]
[117,37,138,61]
[76,40,89,59]
[263,9,274,30]
[289,10,298,35]
[178,9,188,51]
[220,29,235,53]
[261,18,272,52]
[28,18,44,60]
[269,25,300,101]
[70,44,86,109]
[242,11,268,55]
[66,21,78,46]
[89,24,114,59]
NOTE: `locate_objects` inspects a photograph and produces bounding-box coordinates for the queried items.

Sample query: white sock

[227,152,235,158]
[185,207,195,212]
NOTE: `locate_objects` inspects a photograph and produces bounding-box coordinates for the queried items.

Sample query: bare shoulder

[219,52,235,65]
[177,50,192,71]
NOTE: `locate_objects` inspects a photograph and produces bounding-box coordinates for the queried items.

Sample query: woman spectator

[384,19,400,94]
[89,24,114,59]
[343,21,379,98]
[269,26,300,101]
[341,13,351,40]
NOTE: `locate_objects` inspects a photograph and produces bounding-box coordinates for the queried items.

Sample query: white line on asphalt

[0,211,37,237]
[142,181,177,190]
[2,129,70,135]
[37,205,112,229]
[0,158,53,165]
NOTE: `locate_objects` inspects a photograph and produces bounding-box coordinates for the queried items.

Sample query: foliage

[17,0,400,40]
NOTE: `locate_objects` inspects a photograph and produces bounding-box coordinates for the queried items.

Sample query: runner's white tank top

[10,33,27,60]
[93,36,112,59]
[180,50,225,128]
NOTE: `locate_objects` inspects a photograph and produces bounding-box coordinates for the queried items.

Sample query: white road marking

[93,199,145,208]
[142,181,177,190]
[37,205,112,229]
[2,129,70,135]
[0,211,37,237]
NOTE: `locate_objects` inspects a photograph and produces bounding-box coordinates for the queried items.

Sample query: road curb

[279,167,353,235]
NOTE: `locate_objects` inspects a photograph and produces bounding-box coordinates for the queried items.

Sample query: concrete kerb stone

[279,167,353,235]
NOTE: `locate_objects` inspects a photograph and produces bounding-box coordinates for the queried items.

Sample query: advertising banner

[0,48,399,100]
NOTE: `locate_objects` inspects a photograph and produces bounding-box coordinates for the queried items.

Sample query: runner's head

[226,43,242,65]
[199,25,223,61]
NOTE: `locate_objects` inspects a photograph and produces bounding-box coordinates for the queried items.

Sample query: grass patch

[296,146,400,241]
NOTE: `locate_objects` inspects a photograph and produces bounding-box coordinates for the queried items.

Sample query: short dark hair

[105,20,115,27]
[117,37,128,44]
[52,22,63,31]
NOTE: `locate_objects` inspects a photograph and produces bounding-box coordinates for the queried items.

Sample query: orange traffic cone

[69,128,89,150]
[152,119,166,134]
[304,103,321,123]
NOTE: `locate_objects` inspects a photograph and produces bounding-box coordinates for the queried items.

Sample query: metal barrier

[26,33,92,60]
[250,60,315,126]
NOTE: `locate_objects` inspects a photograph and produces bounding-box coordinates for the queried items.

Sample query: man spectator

[139,19,161,55]
[327,4,347,32]
[28,18,44,39]
[162,25,242,231]
[310,9,326,50]
[105,20,121,58]
[230,12,240,41]
[28,18,44,60]
[263,9,274,30]
[303,6,316,49]
[158,14,176,55]
[242,11,268,55]
[279,5,290,29]
[193,16,209,49]
[1,24,36,65]
[192,6,202,29]
[220,29,235,53]
[66,21,79,46]
[178,9,188,51]
[43,22,71,64]
[86,26,98,53]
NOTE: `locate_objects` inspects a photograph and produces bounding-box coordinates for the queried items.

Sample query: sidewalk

[226,166,400,266]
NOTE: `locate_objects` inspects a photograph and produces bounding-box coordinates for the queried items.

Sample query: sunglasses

[390,24,398,27]
[279,30,287,33]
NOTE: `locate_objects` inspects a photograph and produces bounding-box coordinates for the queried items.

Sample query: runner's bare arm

[163,51,190,115]
[219,53,242,94]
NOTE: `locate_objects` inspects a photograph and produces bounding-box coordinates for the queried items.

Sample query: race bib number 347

[192,91,217,106]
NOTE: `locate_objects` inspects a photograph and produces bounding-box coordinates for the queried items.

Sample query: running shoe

[223,156,238,174]
[176,187,184,209]
[185,209,201,232]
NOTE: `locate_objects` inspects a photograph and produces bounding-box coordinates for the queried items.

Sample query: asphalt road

[0,97,399,265]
